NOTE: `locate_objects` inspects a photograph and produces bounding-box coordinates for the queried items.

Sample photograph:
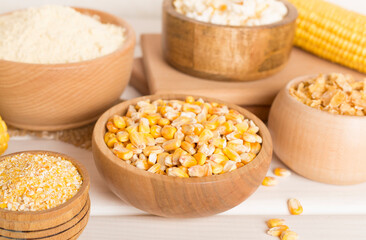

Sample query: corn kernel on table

[5,15,366,240]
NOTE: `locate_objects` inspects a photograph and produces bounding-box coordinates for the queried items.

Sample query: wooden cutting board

[140,34,365,106]
[129,58,270,121]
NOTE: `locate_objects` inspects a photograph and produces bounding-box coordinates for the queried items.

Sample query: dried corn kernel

[105,97,262,177]
[240,152,256,164]
[113,115,126,129]
[223,147,241,162]
[113,145,133,160]
[267,225,289,237]
[274,168,291,177]
[179,155,197,167]
[267,218,286,228]
[167,167,189,178]
[150,125,162,138]
[158,118,170,126]
[130,132,146,149]
[280,230,299,240]
[147,163,161,173]
[116,131,129,142]
[161,125,177,140]
[194,152,206,165]
[181,141,196,155]
[288,198,303,215]
[162,139,181,151]
[290,73,366,116]
[262,176,278,186]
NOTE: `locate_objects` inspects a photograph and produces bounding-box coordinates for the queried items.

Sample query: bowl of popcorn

[92,94,272,217]
[162,0,297,82]
[0,151,90,239]
[0,5,135,131]
[268,73,366,185]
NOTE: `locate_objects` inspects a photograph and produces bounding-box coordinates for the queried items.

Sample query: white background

[0,0,365,18]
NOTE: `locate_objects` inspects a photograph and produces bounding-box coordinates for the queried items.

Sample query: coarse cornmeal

[0,5,125,64]
[0,153,82,211]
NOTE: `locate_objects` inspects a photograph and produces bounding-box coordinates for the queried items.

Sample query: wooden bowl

[92,94,273,217]
[162,0,297,82]
[0,151,90,239]
[268,75,366,185]
[0,8,136,131]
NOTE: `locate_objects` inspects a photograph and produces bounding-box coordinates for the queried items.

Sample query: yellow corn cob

[0,117,9,155]
[288,0,366,73]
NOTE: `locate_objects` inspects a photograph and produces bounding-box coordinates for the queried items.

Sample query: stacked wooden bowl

[0,151,90,239]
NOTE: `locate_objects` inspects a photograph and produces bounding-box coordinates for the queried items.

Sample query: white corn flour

[0,5,126,64]
[173,0,288,26]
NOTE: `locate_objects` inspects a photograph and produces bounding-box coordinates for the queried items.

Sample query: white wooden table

[5,14,366,240]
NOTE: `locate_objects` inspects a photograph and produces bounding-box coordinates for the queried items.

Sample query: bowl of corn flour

[163,0,298,81]
[0,5,136,130]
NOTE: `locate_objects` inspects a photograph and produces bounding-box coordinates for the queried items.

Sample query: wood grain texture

[268,75,366,185]
[0,8,136,131]
[0,151,90,237]
[142,34,366,107]
[162,0,297,82]
[92,94,273,218]
[129,57,271,121]
[0,197,90,239]
[80,215,366,240]
[129,58,150,95]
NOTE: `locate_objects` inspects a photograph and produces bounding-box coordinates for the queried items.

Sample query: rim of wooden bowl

[0,151,90,217]
[285,74,366,120]
[163,0,298,29]
[93,94,273,184]
[0,7,136,66]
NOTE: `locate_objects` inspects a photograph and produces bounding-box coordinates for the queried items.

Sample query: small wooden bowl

[162,0,297,82]
[268,75,366,185]
[92,94,273,217]
[0,8,136,131]
[0,151,90,239]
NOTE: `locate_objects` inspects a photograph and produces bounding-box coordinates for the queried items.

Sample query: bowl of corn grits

[0,5,135,131]
[268,73,366,185]
[162,0,297,82]
[92,94,273,217]
[0,151,90,239]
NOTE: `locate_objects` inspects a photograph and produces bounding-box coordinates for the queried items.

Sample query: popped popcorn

[173,0,288,26]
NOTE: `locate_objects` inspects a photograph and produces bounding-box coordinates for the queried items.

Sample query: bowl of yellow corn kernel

[0,151,90,239]
[92,94,272,217]
[268,73,366,185]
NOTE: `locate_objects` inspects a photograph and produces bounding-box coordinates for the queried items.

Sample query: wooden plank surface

[141,34,365,106]
[79,215,366,240]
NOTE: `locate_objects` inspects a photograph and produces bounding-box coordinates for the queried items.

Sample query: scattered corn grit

[288,0,366,74]
[0,116,9,155]
[0,153,82,211]
[287,198,303,215]
[104,96,263,178]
